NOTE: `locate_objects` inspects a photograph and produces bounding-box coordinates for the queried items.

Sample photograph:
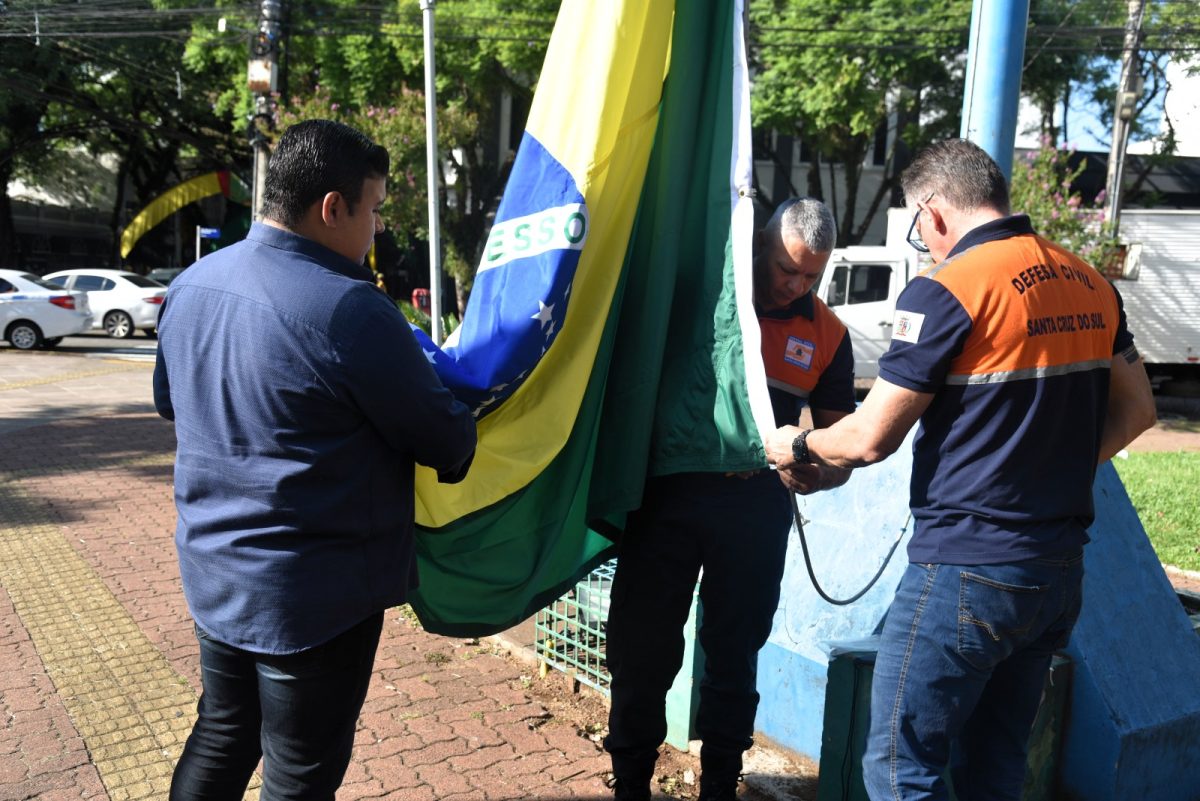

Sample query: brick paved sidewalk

[0,410,628,800]
[0,353,815,801]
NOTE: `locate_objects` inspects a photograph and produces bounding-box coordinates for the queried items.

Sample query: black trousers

[604,470,793,768]
[170,612,383,801]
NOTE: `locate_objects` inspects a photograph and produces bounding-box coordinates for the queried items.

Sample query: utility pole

[1104,0,1146,232]
[247,0,285,221]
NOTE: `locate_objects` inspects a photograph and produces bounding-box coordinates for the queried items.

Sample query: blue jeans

[604,471,793,771]
[863,554,1084,801]
[170,612,383,801]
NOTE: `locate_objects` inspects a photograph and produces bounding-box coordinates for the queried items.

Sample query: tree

[0,0,245,268]
[0,29,78,267]
[748,0,971,247]
[180,0,556,308]
[1021,0,1122,146]
[276,84,475,244]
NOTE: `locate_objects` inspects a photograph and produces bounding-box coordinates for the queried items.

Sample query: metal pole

[420,0,444,345]
[252,121,270,221]
[960,0,1031,181]
[195,226,201,263]
[1104,0,1146,232]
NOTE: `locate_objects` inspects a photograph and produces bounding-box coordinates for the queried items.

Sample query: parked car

[0,269,94,350]
[147,267,187,286]
[43,269,167,338]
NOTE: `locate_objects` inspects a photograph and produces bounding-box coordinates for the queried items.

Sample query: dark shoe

[697,775,741,801]
[606,775,652,801]
[698,749,743,801]
[607,752,656,801]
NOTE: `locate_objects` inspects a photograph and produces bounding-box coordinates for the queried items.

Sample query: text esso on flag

[479,203,589,274]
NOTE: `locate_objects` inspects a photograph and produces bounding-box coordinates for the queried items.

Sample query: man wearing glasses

[764,139,1156,799]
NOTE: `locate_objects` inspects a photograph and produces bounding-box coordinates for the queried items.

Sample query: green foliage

[748,0,971,244]
[1113,451,1200,572]
[1009,144,1119,270]
[396,299,459,340]
[0,0,243,267]
[276,85,475,241]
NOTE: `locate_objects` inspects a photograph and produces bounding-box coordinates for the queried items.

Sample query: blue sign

[198,227,221,239]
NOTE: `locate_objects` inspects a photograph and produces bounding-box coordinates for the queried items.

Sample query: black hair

[260,119,390,227]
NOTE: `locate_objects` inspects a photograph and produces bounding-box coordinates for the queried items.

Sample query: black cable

[790,491,908,606]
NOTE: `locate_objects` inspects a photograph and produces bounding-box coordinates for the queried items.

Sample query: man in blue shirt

[765,140,1156,800]
[154,120,476,801]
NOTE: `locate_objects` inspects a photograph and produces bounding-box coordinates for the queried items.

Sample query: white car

[0,269,94,350]
[44,269,167,338]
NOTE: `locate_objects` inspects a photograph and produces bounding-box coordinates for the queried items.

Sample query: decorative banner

[411,0,771,635]
[119,171,249,258]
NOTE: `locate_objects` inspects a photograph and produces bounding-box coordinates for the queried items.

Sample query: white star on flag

[532,300,554,329]
[423,350,437,364]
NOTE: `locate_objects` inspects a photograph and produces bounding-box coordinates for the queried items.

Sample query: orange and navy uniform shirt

[759,292,856,427]
[879,215,1134,565]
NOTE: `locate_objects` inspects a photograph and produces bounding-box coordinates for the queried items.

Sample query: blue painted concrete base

[1058,464,1200,799]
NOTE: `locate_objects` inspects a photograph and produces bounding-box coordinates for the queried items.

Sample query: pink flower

[1095,189,1107,204]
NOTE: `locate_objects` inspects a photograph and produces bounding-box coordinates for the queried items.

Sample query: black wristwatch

[792,428,813,464]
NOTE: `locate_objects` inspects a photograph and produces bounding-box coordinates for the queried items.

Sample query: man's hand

[776,463,852,495]
[777,463,820,494]
[765,424,803,470]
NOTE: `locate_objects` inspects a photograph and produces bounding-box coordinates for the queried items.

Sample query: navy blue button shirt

[154,223,476,654]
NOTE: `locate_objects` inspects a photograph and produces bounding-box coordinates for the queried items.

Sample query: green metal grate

[535,559,616,694]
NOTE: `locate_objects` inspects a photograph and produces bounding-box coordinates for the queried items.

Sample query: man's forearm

[766,379,933,471]
[807,422,888,469]
[1098,347,1156,463]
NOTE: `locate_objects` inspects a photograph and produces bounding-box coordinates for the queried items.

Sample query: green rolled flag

[410,0,775,636]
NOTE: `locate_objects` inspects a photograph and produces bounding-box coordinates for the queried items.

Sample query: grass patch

[1113,451,1200,572]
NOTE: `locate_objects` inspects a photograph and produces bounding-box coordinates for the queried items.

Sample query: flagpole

[420,0,444,344]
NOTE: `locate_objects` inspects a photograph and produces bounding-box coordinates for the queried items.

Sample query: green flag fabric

[411,0,774,636]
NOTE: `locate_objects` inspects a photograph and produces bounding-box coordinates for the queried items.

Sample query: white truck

[818,208,1200,389]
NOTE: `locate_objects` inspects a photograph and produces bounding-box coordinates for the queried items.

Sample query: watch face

[792,430,811,464]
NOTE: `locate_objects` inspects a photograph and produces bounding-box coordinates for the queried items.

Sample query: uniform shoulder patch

[892,310,925,343]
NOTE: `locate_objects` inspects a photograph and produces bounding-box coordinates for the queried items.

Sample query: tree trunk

[0,158,18,269]
[109,152,130,267]
[806,152,823,200]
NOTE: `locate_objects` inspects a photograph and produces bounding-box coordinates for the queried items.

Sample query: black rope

[791,492,908,605]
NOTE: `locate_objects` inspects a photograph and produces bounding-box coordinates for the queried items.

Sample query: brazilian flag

[409,0,775,635]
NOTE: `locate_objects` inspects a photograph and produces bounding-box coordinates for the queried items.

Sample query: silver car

[44,269,167,338]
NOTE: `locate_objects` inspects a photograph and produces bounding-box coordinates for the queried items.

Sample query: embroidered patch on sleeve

[784,336,815,370]
[892,311,925,343]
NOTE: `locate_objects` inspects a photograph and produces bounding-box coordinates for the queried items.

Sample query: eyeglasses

[906,192,935,253]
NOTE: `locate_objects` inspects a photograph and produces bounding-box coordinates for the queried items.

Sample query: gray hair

[900,138,1010,215]
[768,197,836,253]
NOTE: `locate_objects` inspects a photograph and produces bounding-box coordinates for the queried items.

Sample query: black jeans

[604,470,793,768]
[170,612,383,801]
